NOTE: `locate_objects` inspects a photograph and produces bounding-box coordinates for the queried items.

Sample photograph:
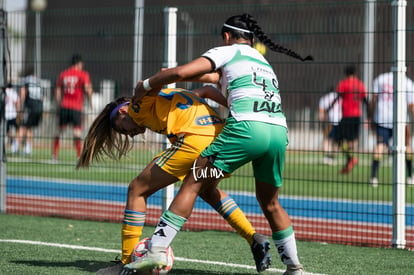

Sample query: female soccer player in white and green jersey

[123,14,312,275]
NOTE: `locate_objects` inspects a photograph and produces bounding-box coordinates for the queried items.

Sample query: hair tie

[223,23,252,34]
[109,101,129,122]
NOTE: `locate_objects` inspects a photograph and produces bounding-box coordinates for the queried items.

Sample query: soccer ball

[131,237,174,275]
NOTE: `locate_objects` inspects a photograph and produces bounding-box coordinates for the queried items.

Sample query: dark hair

[71,54,83,65]
[344,64,356,76]
[221,14,313,62]
[76,97,132,168]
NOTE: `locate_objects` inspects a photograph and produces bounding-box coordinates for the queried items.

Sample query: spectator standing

[318,86,342,165]
[16,68,44,155]
[5,83,21,153]
[335,64,368,174]
[52,54,93,160]
[368,71,414,187]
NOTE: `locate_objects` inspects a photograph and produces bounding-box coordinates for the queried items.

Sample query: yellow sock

[215,196,256,245]
[121,210,145,264]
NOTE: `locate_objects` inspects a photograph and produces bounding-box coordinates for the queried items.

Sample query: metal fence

[1,1,414,249]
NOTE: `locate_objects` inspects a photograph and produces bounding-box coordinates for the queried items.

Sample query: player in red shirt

[52,54,93,160]
[335,64,368,174]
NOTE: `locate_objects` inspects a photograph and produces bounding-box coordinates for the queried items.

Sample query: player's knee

[128,175,153,198]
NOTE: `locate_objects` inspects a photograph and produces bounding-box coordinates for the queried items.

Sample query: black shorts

[6,118,18,132]
[338,117,361,141]
[59,108,82,127]
[329,125,341,142]
[21,108,42,128]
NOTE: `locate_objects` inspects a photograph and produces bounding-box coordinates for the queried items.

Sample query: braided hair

[221,14,313,62]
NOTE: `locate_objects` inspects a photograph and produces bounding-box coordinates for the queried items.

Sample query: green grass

[3,146,414,274]
[0,214,413,275]
[8,147,412,203]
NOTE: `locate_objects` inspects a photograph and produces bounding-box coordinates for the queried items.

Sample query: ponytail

[222,14,313,62]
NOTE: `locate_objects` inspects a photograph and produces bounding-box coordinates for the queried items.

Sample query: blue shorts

[329,125,340,142]
[375,124,392,146]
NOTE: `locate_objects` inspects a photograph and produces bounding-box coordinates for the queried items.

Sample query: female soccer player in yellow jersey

[76,86,271,274]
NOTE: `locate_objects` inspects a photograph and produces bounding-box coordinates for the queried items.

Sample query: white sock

[150,210,186,250]
[274,232,300,266]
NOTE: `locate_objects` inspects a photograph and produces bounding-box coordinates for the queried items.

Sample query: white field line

[0,239,327,275]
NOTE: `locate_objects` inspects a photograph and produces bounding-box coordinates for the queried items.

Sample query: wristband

[143,78,152,91]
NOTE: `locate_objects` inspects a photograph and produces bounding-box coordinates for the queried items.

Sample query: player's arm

[133,57,214,102]
[192,85,228,107]
[55,83,62,105]
[16,87,24,123]
[182,71,220,84]
[318,107,327,122]
[19,86,27,105]
[15,93,21,114]
[368,94,378,121]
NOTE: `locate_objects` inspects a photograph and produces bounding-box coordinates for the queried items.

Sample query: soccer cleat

[251,233,272,272]
[121,247,167,274]
[340,157,358,174]
[96,260,123,275]
[369,177,379,188]
[283,264,305,275]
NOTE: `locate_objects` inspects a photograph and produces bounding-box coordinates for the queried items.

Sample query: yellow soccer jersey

[128,88,224,137]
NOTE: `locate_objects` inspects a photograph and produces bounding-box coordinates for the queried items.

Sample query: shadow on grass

[11,260,109,273]
[11,260,257,274]
[170,268,256,275]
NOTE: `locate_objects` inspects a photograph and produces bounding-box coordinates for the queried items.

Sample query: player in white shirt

[318,87,342,164]
[124,13,312,275]
[5,84,21,153]
[368,71,414,187]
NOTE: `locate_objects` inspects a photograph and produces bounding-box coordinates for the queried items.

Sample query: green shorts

[201,117,288,187]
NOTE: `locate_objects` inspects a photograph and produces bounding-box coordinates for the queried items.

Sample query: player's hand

[132,80,145,105]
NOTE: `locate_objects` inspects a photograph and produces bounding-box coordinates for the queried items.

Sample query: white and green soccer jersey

[202,44,287,128]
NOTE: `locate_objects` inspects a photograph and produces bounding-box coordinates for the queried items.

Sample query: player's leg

[24,109,42,155]
[72,110,83,158]
[255,181,303,274]
[14,124,26,154]
[122,125,269,273]
[122,160,178,264]
[199,186,256,245]
[253,123,303,274]
[322,124,335,164]
[52,108,67,160]
[121,157,212,273]
[199,181,272,272]
[24,128,33,155]
[157,133,258,246]
[370,125,390,187]
[340,117,359,174]
[96,160,178,275]
[124,135,255,262]
[22,109,34,155]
